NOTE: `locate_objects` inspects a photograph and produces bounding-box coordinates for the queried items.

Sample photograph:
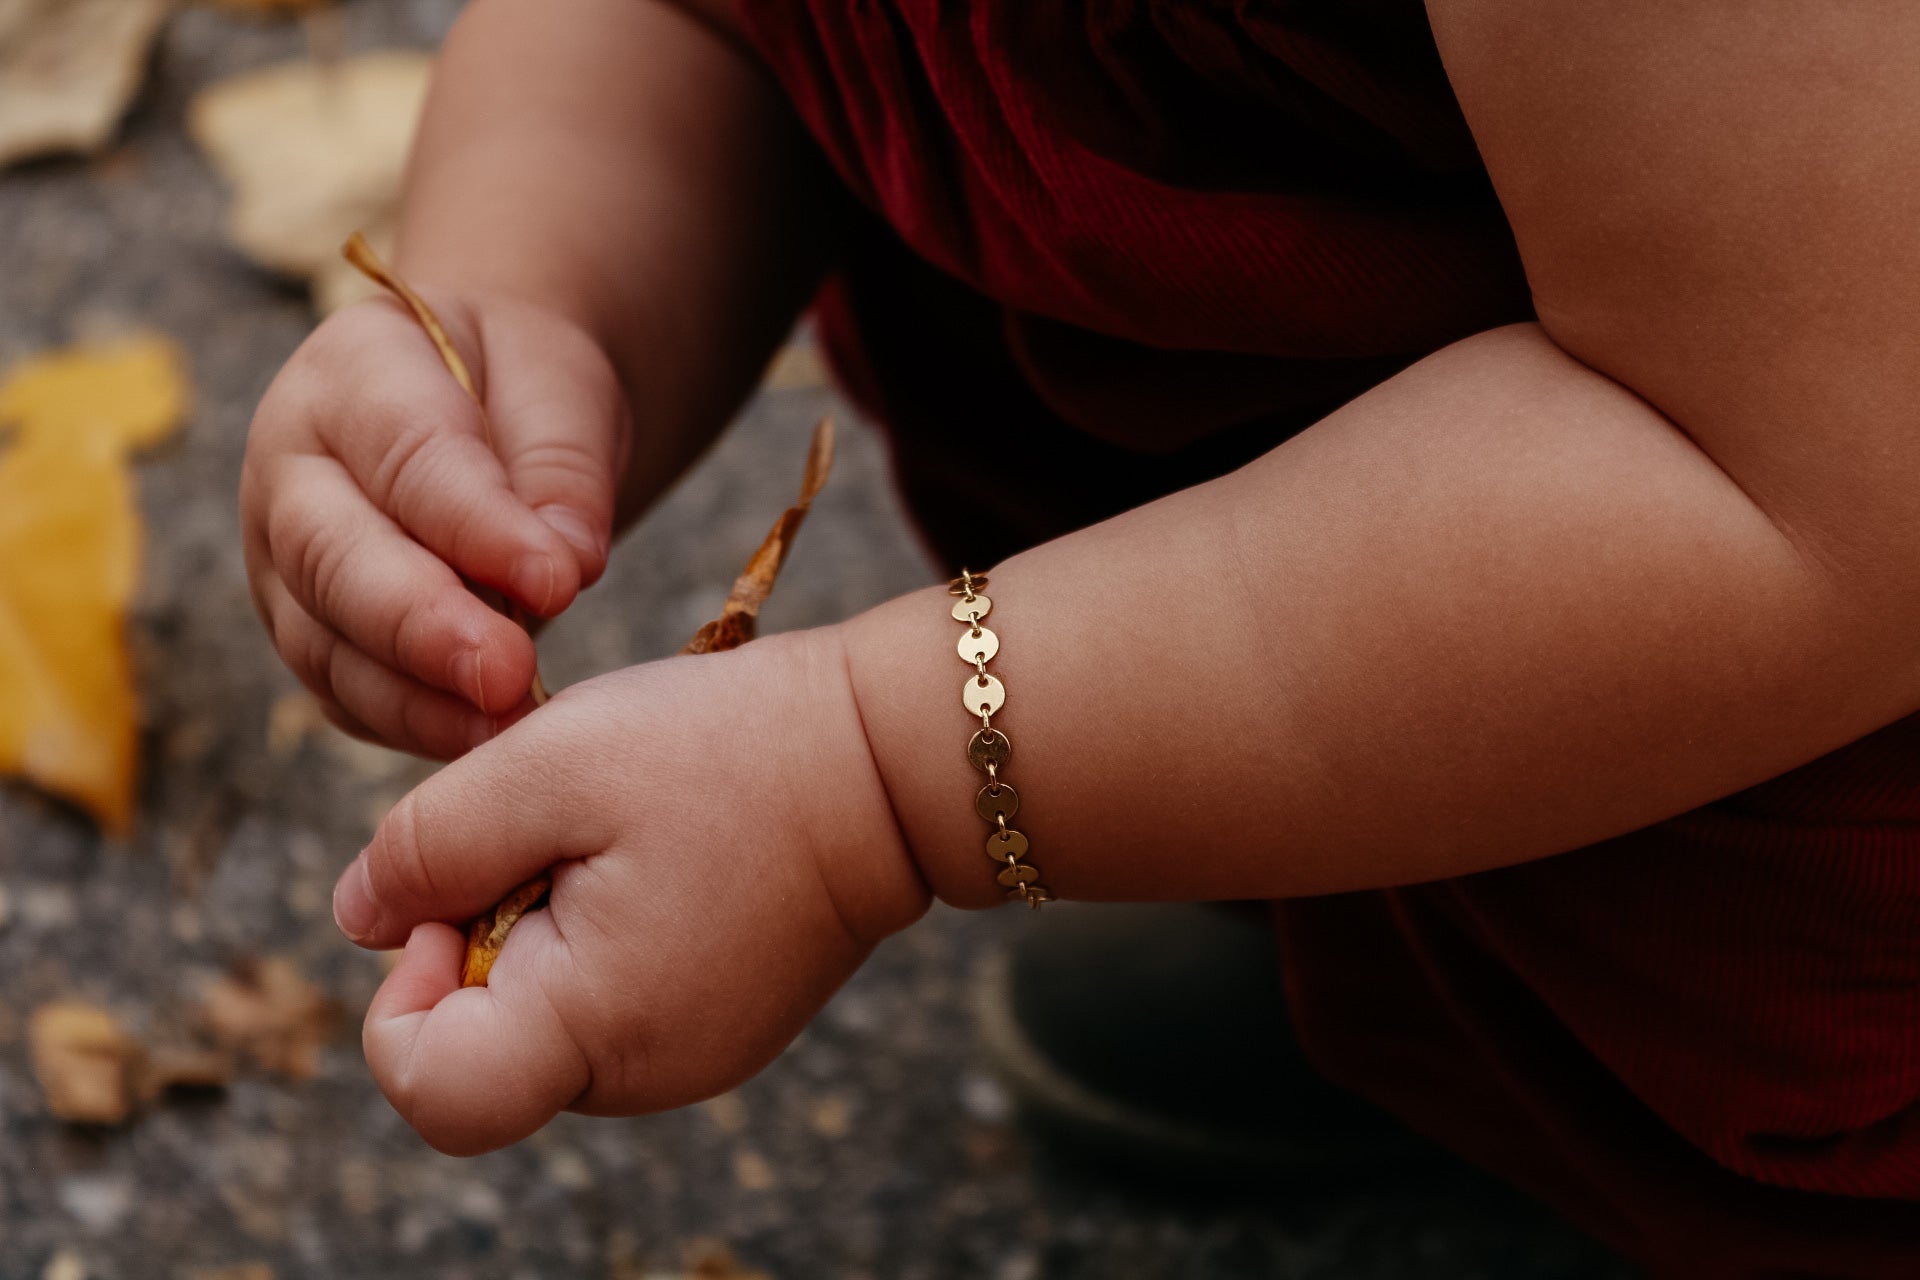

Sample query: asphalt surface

[0,4,1636,1277]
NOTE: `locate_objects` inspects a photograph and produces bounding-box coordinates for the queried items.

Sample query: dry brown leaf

[28,1002,230,1125]
[459,420,836,986]
[342,232,475,396]
[189,53,432,312]
[30,1002,142,1124]
[683,419,834,655]
[180,1266,275,1280]
[204,0,330,14]
[197,957,337,1079]
[0,0,170,169]
[662,1242,772,1280]
[458,874,550,988]
[0,336,190,832]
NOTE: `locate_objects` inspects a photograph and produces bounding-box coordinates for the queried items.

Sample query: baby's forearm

[841,323,1920,909]
[393,0,841,521]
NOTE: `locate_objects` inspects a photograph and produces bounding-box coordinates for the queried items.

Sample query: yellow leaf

[0,335,188,832]
[0,439,140,832]
[0,335,191,453]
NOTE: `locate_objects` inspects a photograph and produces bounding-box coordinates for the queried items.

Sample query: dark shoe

[974,902,1442,1185]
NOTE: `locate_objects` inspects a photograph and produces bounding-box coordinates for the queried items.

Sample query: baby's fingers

[264,452,534,713]
[313,300,585,616]
[364,920,588,1155]
[256,576,515,759]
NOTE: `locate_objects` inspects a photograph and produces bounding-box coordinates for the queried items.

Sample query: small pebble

[41,1248,84,1280]
[58,1175,132,1233]
[702,1092,746,1134]
[959,1073,1011,1125]
[732,1150,776,1192]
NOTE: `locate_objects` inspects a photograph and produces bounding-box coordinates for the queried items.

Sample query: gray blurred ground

[0,6,1636,1278]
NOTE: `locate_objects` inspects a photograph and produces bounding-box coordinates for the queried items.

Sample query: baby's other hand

[241,291,629,757]
[333,628,930,1154]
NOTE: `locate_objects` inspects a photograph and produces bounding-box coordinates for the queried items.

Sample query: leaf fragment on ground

[0,0,171,168]
[649,1241,771,1280]
[0,335,188,832]
[203,0,330,14]
[459,420,836,985]
[196,956,338,1079]
[29,1002,232,1125]
[30,1002,142,1124]
[0,334,190,453]
[188,53,432,312]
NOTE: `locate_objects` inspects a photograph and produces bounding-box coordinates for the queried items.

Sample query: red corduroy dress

[736,3,1920,1273]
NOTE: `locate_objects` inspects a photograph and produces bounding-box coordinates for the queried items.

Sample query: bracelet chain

[949,569,1050,908]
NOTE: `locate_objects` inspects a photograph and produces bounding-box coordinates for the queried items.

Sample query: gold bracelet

[950,569,1051,908]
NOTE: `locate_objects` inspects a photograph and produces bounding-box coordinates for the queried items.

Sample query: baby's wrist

[793,624,936,941]
[837,589,1016,913]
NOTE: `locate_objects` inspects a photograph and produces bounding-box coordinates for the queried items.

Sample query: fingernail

[333,854,378,943]
[510,552,557,614]
[448,647,485,707]
[537,504,603,562]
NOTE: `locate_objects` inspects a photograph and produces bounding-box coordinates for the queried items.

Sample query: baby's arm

[241,0,836,756]
[841,1,1920,909]
[330,2,1920,1155]
[389,0,840,524]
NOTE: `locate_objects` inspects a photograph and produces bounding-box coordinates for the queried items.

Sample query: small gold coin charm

[951,594,991,623]
[997,863,1040,888]
[986,828,1030,861]
[967,728,1011,771]
[963,673,1005,715]
[975,782,1020,823]
[957,625,999,665]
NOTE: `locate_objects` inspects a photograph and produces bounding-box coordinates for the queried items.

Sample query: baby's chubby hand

[241,290,630,757]
[334,627,931,1155]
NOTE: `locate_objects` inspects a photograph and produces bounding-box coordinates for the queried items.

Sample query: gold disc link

[951,569,1047,909]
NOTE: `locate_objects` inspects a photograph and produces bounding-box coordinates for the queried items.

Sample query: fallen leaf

[204,0,330,14]
[30,1002,141,1125]
[189,53,432,312]
[197,957,337,1079]
[459,420,835,985]
[0,334,190,453]
[458,875,550,989]
[682,419,834,655]
[0,336,189,832]
[660,1242,771,1280]
[0,440,139,830]
[0,0,171,169]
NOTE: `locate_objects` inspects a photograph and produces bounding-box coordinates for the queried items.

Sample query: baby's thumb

[484,336,627,590]
[363,920,589,1155]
